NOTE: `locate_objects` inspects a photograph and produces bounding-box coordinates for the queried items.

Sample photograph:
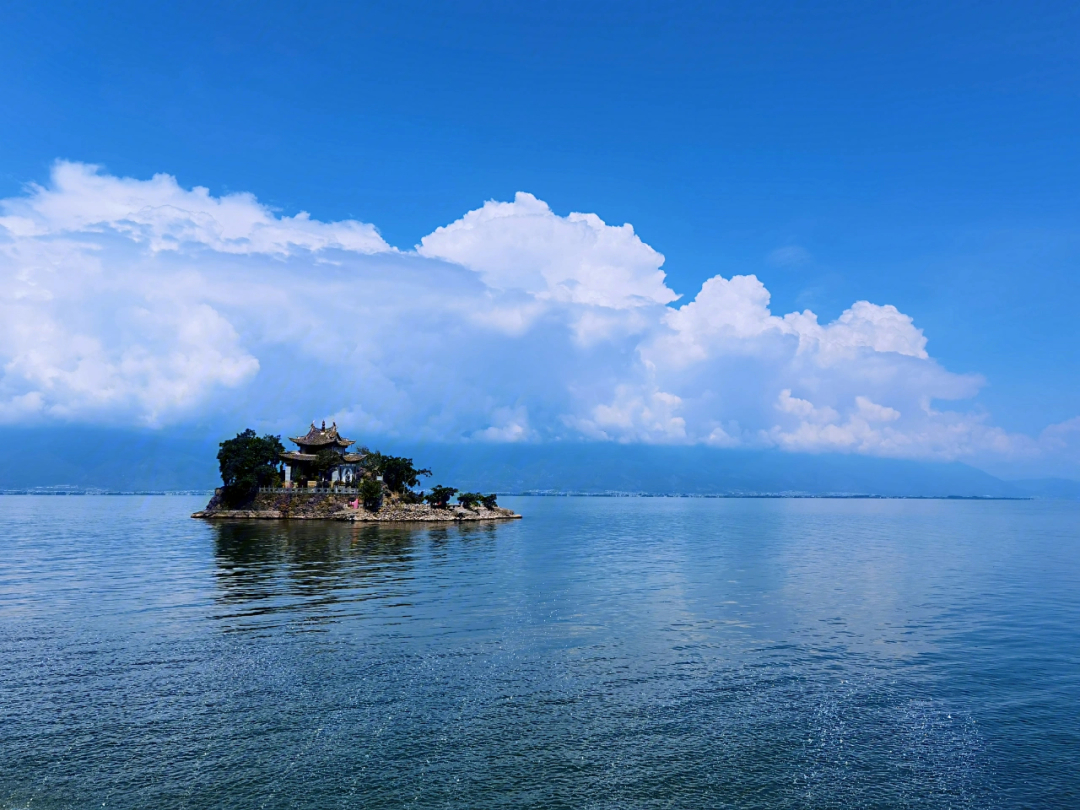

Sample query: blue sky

[1,1,1078,477]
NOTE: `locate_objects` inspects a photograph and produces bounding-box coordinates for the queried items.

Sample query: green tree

[312,449,341,482]
[358,478,383,511]
[457,492,482,509]
[480,494,498,509]
[217,429,284,506]
[425,485,458,508]
[361,452,432,494]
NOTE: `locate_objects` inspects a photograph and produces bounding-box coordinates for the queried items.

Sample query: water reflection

[4,497,1080,808]
[210,520,498,629]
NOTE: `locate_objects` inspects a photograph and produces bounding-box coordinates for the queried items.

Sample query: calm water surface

[1,496,1078,809]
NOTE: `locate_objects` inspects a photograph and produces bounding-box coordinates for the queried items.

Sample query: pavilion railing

[258,486,360,495]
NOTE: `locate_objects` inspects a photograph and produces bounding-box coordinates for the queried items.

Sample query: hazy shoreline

[0,489,1034,500]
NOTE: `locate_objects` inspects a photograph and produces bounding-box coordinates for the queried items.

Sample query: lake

[1,495,1078,808]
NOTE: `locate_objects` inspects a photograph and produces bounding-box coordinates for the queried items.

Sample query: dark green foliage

[217,429,284,506]
[360,452,432,494]
[312,449,341,481]
[425,485,458,508]
[456,491,483,509]
[358,478,383,511]
[457,492,498,509]
[399,489,425,505]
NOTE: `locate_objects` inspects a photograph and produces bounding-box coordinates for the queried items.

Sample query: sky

[1,1,1078,479]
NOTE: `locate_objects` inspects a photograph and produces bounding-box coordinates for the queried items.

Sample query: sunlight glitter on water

[1,495,1078,808]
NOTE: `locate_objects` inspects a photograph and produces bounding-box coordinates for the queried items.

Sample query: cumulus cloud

[0,161,1072,474]
[418,192,676,310]
[0,161,389,255]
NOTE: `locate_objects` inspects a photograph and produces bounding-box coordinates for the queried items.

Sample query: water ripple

[1,495,1078,808]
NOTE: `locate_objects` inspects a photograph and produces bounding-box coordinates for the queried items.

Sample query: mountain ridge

[1,427,1076,499]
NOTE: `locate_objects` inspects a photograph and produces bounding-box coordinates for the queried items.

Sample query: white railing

[258,486,360,495]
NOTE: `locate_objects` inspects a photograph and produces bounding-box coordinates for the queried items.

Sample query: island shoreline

[191,489,521,522]
[191,509,522,522]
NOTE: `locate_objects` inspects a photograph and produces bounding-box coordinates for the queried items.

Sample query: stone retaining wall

[192,489,521,522]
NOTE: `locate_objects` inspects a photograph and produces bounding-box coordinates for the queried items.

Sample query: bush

[360,452,432,494]
[217,429,284,506]
[456,492,483,509]
[480,494,498,509]
[359,478,383,511]
[425,485,458,508]
[313,449,341,482]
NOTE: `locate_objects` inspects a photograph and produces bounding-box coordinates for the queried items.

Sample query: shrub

[359,478,383,511]
[480,494,498,509]
[312,449,342,482]
[456,492,483,509]
[360,452,432,494]
[425,485,458,508]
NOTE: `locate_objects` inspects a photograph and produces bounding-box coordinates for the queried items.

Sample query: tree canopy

[425,485,458,508]
[312,449,341,481]
[457,492,482,509]
[457,492,499,510]
[217,429,284,505]
[360,451,432,494]
[358,478,383,511]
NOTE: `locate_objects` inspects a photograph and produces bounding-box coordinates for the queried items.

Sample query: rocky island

[192,422,521,523]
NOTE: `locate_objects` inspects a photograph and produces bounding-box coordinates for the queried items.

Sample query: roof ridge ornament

[288,420,355,449]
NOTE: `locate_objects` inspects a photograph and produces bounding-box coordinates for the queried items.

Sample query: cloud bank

[1,162,1075,474]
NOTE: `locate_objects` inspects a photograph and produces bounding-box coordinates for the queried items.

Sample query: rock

[192,491,521,521]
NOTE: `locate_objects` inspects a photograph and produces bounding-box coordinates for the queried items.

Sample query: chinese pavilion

[280,421,366,487]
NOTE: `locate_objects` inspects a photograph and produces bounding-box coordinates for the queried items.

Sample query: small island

[192,422,521,522]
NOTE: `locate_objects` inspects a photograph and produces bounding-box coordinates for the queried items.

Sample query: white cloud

[787,301,929,359]
[0,161,389,255]
[658,274,781,366]
[777,389,840,424]
[0,229,259,425]
[0,161,1073,475]
[567,386,688,443]
[650,276,929,370]
[1040,416,1080,452]
[471,405,535,443]
[417,192,677,310]
[855,396,901,423]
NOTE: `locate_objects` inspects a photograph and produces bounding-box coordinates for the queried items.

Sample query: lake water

[1,496,1078,809]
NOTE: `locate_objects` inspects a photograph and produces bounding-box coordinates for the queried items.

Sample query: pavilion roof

[281,450,368,465]
[289,421,354,449]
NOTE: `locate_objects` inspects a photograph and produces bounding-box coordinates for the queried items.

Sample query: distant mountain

[0,427,220,492]
[2,426,1076,498]
[1004,478,1080,500]
[401,442,1026,498]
